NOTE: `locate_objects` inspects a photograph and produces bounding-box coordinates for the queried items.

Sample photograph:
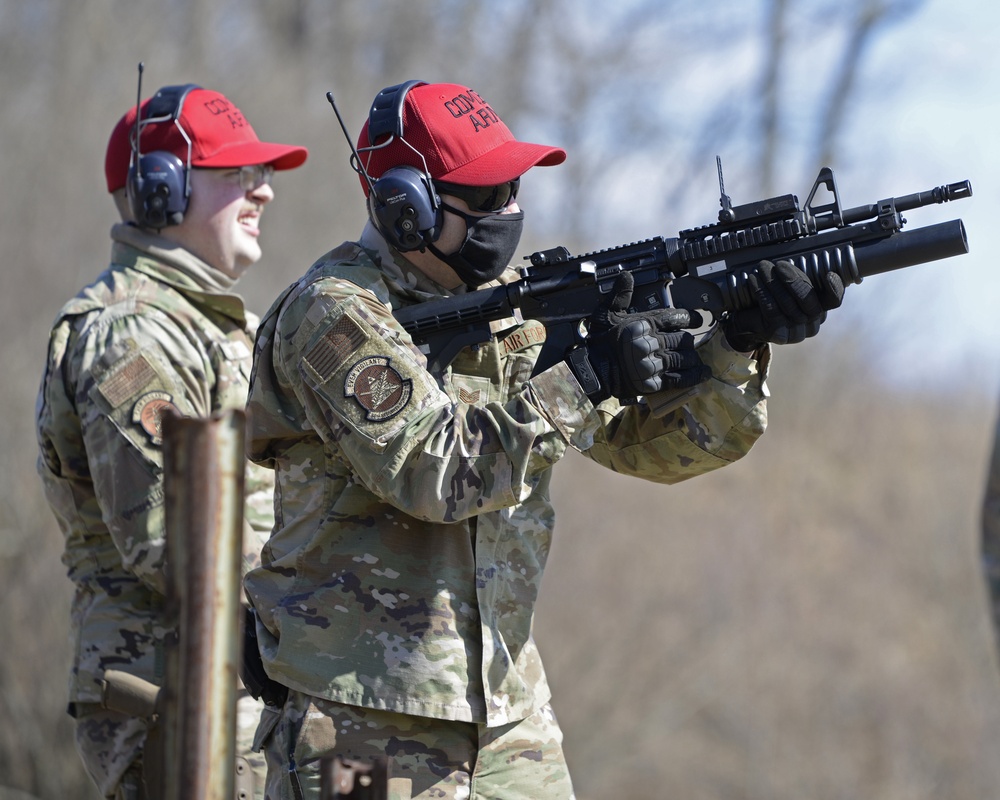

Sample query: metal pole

[162,410,246,800]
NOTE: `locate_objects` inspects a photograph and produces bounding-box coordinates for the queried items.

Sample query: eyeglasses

[434,178,520,213]
[236,164,275,192]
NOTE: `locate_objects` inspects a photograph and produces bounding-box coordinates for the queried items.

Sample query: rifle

[394,160,972,399]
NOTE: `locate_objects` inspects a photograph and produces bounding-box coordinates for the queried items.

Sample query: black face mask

[428,203,524,287]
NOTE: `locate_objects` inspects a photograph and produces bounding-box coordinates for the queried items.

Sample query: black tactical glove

[723,259,845,351]
[568,272,712,404]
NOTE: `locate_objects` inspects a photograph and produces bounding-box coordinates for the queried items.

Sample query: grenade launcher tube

[850,218,968,277]
[680,218,969,314]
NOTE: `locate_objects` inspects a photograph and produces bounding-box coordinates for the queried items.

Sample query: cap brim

[438,141,566,185]
[193,141,309,171]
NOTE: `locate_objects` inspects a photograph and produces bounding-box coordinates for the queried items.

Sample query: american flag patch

[98,354,157,408]
[304,316,366,380]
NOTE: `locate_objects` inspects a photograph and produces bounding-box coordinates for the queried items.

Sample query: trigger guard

[688,310,718,348]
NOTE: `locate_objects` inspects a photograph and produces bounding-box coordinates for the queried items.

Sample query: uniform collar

[356,222,522,334]
[359,221,469,302]
[110,223,248,323]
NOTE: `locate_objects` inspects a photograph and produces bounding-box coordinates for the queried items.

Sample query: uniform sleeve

[74,313,212,594]
[220,308,276,577]
[260,278,600,524]
[982,407,1000,640]
[579,327,769,483]
[241,460,275,576]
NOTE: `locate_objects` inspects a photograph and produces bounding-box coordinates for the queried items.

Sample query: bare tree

[813,0,925,170]
[755,0,927,194]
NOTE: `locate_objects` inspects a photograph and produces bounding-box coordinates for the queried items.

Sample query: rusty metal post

[161,410,246,800]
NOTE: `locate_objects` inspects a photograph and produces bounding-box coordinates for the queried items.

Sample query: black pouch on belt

[240,606,289,709]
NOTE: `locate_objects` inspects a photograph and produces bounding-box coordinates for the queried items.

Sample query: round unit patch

[131,391,177,445]
[344,356,412,422]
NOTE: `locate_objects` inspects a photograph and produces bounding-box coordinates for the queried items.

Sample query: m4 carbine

[395,160,972,395]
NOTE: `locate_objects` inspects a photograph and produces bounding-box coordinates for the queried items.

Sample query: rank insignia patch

[132,391,177,445]
[344,356,412,421]
[458,388,482,404]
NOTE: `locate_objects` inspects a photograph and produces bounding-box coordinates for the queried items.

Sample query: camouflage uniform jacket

[244,225,769,727]
[983,409,1000,639]
[35,222,274,707]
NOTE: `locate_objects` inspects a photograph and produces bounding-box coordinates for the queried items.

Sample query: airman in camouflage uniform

[35,84,307,799]
[243,81,842,799]
[982,409,1000,657]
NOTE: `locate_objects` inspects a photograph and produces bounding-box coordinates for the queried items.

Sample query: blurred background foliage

[2,1,999,798]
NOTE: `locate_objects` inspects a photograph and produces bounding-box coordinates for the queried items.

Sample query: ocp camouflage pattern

[244,224,769,730]
[35,223,273,794]
[260,688,575,799]
[982,408,1000,644]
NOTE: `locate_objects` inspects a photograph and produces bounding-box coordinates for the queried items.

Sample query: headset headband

[128,71,202,229]
[367,80,427,143]
[145,83,201,123]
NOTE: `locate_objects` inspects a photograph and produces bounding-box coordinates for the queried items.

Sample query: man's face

[396,187,522,291]
[159,166,274,279]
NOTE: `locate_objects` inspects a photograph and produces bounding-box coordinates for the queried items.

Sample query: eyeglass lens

[435,178,519,213]
[240,164,275,191]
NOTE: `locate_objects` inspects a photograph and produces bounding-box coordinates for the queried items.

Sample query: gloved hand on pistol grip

[723,258,845,351]
[568,271,712,404]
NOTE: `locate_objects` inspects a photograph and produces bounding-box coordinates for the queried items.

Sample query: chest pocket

[446,320,547,404]
[210,337,253,413]
[447,342,500,405]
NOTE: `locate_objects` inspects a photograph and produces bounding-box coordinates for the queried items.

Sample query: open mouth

[238,207,261,233]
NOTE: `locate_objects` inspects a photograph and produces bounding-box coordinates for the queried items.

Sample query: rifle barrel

[841,181,972,225]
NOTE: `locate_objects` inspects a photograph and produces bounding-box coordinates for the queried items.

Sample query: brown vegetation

[541,339,1000,799]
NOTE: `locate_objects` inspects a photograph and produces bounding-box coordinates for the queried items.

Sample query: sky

[534,0,997,396]
[827,1,999,394]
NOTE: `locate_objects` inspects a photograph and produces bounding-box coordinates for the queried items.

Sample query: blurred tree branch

[756,0,926,194]
[814,0,925,170]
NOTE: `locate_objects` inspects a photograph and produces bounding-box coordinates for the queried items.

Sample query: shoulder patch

[98,354,157,408]
[132,391,177,445]
[303,316,366,381]
[344,356,412,421]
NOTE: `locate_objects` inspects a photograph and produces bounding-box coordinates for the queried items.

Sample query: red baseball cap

[105,87,308,192]
[356,82,565,194]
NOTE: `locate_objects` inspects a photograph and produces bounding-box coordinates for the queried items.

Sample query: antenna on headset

[326,90,378,198]
[132,62,145,173]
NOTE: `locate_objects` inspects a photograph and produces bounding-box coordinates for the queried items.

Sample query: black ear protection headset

[359,80,444,252]
[127,64,201,229]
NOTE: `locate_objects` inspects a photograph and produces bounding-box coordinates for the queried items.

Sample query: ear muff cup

[126,81,200,229]
[370,166,442,251]
[128,151,188,229]
[361,81,443,251]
